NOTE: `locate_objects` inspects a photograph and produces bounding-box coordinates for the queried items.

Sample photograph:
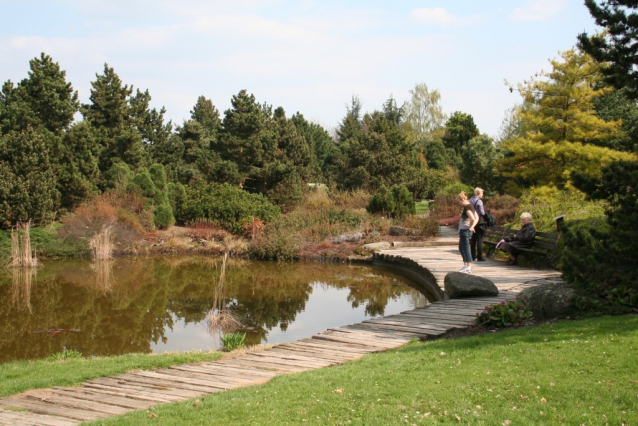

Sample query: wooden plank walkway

[0,228,564,425]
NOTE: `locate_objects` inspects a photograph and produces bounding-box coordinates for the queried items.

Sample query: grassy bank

[0,351,222,398]
[85,315,637,425]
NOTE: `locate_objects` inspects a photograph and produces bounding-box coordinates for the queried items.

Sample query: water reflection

[0,256,429,363]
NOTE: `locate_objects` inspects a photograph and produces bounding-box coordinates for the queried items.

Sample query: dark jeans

[458,229,473,263]
[471,227,485,260]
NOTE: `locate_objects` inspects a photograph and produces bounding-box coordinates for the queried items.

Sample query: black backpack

[484,210,497,227]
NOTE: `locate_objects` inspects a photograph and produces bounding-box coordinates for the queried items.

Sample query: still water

[0,256,430,363]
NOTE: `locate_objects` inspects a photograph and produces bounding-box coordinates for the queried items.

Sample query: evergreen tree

[459,134,502,191]
[82,64,150,172]
[57,122,101,210]
[0,53,78,135]
[0,128,58,226]
[578,0,638,98]
[291,112,338,182]
[82,64,132,131]
[496,48,635,192]
[339,112,415,190]
[190,95,221,138]
[336,95,363,144]
[442,111,479,159]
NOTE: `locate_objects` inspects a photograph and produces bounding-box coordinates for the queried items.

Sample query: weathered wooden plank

[82,380,182,403]
[50,387,155,410]
[312,333,400,349]
[216,358,307,373]
[349,323,445,337]
[296,338,378,354]
[165,365,258,384]
[372,313,474,326]
[92,376,200,399]
[130,370,239,391]
[0,408,79,426]
[0,397,107,422]
[117,373,223,395]
[158,366,260,386]
[356,320,451,334]
[324,328,410,346]
[361,317,451,331]
[241,353,322,370]
[22,390,131,416]
[198,362,279,378]
[248,350,336,368]
[271,344,358,362]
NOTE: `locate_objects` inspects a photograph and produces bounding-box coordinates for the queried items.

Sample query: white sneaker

[465,268,472,274]
[459,266,469,273]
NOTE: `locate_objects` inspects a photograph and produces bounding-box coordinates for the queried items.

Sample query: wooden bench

[483,226,560,268]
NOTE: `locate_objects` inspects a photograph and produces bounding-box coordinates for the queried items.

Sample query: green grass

[0,223,89,260]
[0,351,222,398]
[415,200,429,215]
[85,315,638,425]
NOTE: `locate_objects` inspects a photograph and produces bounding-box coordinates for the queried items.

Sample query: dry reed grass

[207,252,243,334]
[89,226,114,260]
[330,188,372,209]
[90,260,114,293]
[9,221,38,268]
[11,267,36,312]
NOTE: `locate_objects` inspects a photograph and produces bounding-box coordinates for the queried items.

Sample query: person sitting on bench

[496,212,536,265]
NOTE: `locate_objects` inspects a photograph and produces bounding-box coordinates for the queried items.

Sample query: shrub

[366,184,415,218]
[558,217,637,313]
[515,186,606,232]
[60,191,147,250]
[475,298,533,327]
[249,224,302,261]
[154,203,175,229]
[404,168,447,200]
[182,182,280,234]
[395,215,440,239]
[329,188,372,209]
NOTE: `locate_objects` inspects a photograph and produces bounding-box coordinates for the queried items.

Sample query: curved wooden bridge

[0,227,563,425]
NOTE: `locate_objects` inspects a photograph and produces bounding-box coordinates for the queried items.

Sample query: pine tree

[495,48,636,191]
[0,128,58,226]
[578,0,638,98]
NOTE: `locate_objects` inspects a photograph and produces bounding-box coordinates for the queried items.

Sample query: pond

[0,256,431,363]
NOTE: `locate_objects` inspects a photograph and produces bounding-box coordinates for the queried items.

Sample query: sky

[0,0,601,138]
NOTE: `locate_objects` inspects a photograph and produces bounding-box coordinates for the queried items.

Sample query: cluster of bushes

[558,161,638,313]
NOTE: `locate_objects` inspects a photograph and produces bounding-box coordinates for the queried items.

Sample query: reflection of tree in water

[346,275,410,317]
[0,259,175,363]
[0,257,426,363]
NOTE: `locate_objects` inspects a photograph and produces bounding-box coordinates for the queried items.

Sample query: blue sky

[1,0,600,137]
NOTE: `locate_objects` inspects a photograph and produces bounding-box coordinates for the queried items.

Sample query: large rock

[518,282,577,320]
[444,272,499,299]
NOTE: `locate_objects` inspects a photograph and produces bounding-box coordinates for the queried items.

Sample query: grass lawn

[415,200,429,216]
[0,351,222,398]
[84,315,638,425]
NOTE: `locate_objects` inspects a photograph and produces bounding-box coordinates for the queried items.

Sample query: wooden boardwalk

[0,228,564,425]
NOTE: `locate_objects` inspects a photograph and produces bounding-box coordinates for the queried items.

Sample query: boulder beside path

[444,272,499,299]
[518,281,577,320]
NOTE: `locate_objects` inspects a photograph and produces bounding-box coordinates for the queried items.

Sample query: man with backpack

[469,187,487,261]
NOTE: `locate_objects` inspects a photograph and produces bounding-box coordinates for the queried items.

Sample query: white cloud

[194,14,316,43]
[410,7,486,28]
[509,0,566,22]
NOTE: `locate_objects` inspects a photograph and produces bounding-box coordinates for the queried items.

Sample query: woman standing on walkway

[469,187,487,262]
[457,191,479,273]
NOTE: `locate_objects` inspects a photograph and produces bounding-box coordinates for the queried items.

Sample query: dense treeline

[0,53,499,229]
